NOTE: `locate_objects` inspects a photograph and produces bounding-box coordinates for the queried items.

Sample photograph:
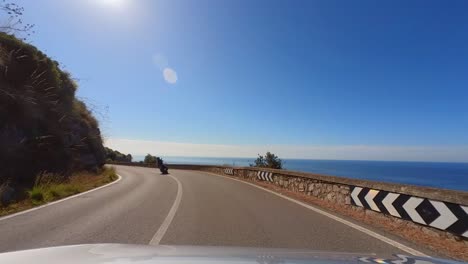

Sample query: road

[0,165,434,256]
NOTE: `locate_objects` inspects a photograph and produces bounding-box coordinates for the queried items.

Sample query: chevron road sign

[257,171,273,182]
[350,186,468,238]
[224,168,234,175]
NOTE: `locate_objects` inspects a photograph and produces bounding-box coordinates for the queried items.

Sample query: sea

[133,156,468,192]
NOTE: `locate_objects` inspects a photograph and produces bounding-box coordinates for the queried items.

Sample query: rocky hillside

[0,33,105,187]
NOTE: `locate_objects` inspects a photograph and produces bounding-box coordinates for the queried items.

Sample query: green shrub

[29,187,45,202]
[105,147,132,162]
[109,173,117,181]
[144,154,157,164]
[102,167,117,182]
[251,152,283,169]
[49,187,62,198]
[49,184,79,198]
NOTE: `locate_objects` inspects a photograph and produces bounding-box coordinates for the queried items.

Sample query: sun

[99,0,126,8]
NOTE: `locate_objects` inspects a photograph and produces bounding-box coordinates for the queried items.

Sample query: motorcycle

[156,157,169,175]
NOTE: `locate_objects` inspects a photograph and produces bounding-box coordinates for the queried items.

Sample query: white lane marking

[382,193,401,218]
[205,172,428,257]
[149,174,183,245]
[365,189,380,212]
[0,174,122,222]
[351,187,363,207]
[429,201,457,230]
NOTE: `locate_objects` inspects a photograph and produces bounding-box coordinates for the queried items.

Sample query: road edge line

[0,174,122,222]
[149,174,183,246]
[205,171,428,257]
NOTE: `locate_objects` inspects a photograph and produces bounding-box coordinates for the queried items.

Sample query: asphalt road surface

[0,165,436,256]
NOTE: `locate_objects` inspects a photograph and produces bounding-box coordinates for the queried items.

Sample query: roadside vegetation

[105,147,132,163]
[0,3,111,212]
[0,32,106,189]
[143,153,158,164]
[251,152,283,169]
[105,153,165,166]
[0,167,117,217]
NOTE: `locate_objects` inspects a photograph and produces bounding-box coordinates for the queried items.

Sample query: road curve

[0,166,176,252]
[0,165,435,256]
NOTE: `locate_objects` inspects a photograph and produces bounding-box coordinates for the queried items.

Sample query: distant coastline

[131,156,468,191]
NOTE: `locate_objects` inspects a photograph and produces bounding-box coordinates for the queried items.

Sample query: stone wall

[240,168,352,205]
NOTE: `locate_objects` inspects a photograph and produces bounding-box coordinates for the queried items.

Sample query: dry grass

[0,167,118,217]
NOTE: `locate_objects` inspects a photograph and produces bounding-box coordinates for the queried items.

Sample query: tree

[104,147,132,162]
[251,152,283,169]
[105,147,117,161]
[0,1,35,39]
[144,154,157,164]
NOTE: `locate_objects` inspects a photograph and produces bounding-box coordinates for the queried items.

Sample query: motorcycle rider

[156,157,169,174]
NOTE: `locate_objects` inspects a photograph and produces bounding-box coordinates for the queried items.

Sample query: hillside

[0,32,105,188]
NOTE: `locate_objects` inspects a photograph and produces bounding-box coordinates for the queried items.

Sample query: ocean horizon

[131,155,468,192]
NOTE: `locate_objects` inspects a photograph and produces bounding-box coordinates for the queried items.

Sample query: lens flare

[163,68,178,84]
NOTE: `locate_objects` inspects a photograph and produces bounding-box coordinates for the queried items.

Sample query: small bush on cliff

[0,32,105,188]
[105,147,132,162]
[251,152,283,169]
[144,154,157,164]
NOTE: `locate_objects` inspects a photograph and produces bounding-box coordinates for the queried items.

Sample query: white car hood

[0,244,462,264]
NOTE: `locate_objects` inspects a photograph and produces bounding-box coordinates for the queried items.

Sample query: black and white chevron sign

[257,171,273,182]
[224,168,234,175]
[350,186,468,238]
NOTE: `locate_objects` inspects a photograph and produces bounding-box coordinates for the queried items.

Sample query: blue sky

[14,0,468,161]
